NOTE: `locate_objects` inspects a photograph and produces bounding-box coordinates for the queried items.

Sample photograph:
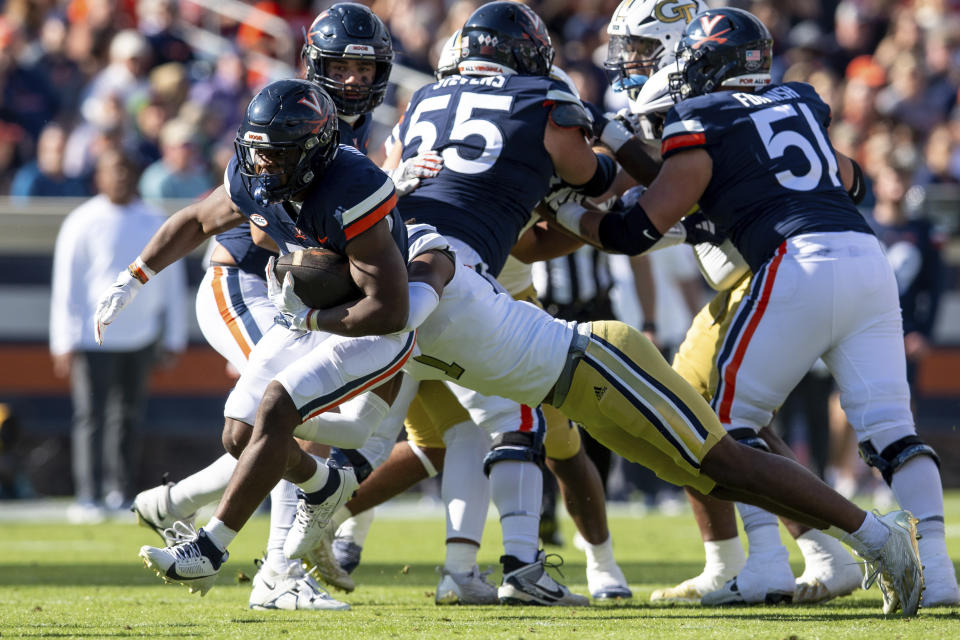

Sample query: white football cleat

[794,558,862,604]
[862,510,924,616]
[586,562,632,600]
[284,466,359,560]
[498,551,590,607]
[249,560,350,611]
[302,530,356,593]
[650,570,734,603]
[435,566,499,605]
[701,552,795,606]
[131,482,195,544]
[139,524,227,596]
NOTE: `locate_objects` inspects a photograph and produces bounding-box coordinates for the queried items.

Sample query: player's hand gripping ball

[272,248,362,310]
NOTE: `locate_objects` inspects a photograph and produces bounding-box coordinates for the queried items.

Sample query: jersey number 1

[749,103,842,192]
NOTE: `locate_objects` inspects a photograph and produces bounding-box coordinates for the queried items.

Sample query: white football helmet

[605,0,708,99]
[435,30,462,80]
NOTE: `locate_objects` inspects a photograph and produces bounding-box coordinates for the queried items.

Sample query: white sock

[491,459,541,563]
[168,453,237,516]
[441,421,490,545]
[795,528,853,570]
[337,508,375,546]
[296,455,329,494]
[735,502,785,559]
[204,517,237,552]
[841,511,888,558]
[265,480,298,574]
[703,537,746,577]
[584,536,616,572]
[445,541,479,574]
[331,505,352,537]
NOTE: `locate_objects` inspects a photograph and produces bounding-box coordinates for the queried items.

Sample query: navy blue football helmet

[668,7,772,102]
[235,79,339,205]
[301,3,393,116]
[458,1,554,76]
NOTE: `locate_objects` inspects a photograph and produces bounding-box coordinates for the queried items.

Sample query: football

[274,248,362,310]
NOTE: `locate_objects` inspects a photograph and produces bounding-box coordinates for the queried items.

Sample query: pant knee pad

[858,435,940,485]
[482,431,545,477]
[727,427,771,453]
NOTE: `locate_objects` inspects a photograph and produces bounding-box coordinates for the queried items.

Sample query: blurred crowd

[1,0,958,209]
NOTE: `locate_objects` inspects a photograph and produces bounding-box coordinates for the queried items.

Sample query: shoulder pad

[549,101,593,134]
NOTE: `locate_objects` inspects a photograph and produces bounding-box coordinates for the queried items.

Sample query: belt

[544,323,591,408]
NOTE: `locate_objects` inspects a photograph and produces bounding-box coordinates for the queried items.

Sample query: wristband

[600,118,633,153]
[555,202,587,235]
[127,256,156,285]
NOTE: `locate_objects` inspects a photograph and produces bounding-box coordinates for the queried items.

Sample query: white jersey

[404,227,574,407]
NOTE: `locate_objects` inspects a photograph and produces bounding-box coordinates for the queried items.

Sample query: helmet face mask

[235,79,339,206]
[668,8,773,102]
[605,0,708,97]
[301,2,393,116]
[457,1,554,77]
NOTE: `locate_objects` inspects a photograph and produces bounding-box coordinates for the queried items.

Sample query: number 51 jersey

[661,81,873,271]
[395,73,582,276]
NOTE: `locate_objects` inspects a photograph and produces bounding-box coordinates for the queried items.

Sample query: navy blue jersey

[661,82,873,271]
[340,114,373,154]
[214,114,376,278]
[225,144,407,261]
[395,73,581,275]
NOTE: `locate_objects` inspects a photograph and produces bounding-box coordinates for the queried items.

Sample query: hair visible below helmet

[435,30,462,80]
[457,1,554,77]
[605,0,707,99]
[234,79,339,206]
[668,7,773,102]
[301,2,393,116]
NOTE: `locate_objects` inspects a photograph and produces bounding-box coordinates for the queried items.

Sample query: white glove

[389,150,443,197]
[93,262,150,345]
[266,256,314,331]
[541,180,585,214]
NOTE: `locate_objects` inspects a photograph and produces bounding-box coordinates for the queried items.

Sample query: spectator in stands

[139,118,211,200]
[79,29,152,127]
[915,123,960,186]
[137,0,193,66]
[50,149,187,523]
[11,123,90,200]
[0,120,26,194]
[0,17,59,142]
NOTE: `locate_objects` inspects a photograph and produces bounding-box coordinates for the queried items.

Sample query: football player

[590,0,863,606]
[129,3,440,608]
[551,6,957,611]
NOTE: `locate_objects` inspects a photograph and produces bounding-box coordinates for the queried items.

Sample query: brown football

[274,248,362,310]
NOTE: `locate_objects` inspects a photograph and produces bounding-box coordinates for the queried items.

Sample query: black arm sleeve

[848,158,866,204]
[573,152,617,198]
[597,203,662,255]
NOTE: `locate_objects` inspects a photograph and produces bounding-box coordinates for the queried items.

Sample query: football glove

[93,261,151,345]
[593,108,639,153]
[541,176,586,213]
[389,150,443,197]
[266,256,313,331]
[680,210,725,246]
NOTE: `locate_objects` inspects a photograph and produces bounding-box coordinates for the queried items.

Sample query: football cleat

[302,530,356,593]
[586,562,633,600]
[139,524,226,596]
[650,569,737,603]
[284,466,359,560]
[332,538,363,574]
[249,559,350,611]
[498,551,590,607]
[794,559,862,604]
[861,510,924,616]
[701,553,795,606]
[131,482,195,544]
[435,566,499,605]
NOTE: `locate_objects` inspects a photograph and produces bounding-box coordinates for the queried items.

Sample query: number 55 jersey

[661,81,873,271]
[394,73,583,277]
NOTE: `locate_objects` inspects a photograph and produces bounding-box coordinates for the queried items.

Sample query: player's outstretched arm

[93,186,245,344]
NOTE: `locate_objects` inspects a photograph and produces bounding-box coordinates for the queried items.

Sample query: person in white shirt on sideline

[50,149,187,523]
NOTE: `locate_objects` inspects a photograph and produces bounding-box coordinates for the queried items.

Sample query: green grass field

[2,494,959,639]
